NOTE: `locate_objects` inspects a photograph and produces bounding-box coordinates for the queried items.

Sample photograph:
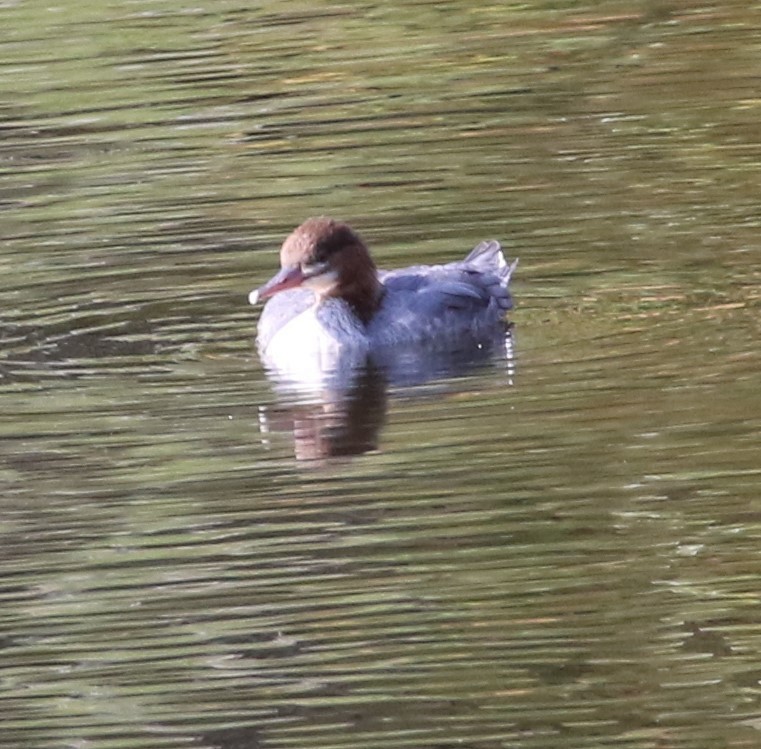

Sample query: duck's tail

[465,240,519,288]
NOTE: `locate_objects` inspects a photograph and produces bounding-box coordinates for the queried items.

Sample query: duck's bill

[248,265,306,305]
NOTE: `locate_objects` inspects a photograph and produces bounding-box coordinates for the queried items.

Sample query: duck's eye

[302,260,329,278]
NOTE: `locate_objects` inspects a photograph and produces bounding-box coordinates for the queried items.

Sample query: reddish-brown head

[249,217,383,324]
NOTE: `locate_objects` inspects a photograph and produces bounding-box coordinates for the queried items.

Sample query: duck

[248,217,517,380]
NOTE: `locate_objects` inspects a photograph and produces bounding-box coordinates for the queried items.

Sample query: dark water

[2,2,760,748]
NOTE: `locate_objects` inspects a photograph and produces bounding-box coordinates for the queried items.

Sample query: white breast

[259,308,368,389]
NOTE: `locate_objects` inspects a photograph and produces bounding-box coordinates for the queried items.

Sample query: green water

[2,2,760,748]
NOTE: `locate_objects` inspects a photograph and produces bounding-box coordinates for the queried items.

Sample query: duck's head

[248,217,383,323]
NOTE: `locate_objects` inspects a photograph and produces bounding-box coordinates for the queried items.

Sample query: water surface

[2,2,760,748]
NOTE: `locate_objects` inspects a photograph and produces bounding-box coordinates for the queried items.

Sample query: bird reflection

[256,327,515,461]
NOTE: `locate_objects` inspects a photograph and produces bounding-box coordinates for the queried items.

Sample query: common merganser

[248,217,517,380]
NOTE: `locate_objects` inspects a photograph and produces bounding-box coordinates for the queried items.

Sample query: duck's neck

[338,268,383,325]
[329,243,384,325]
